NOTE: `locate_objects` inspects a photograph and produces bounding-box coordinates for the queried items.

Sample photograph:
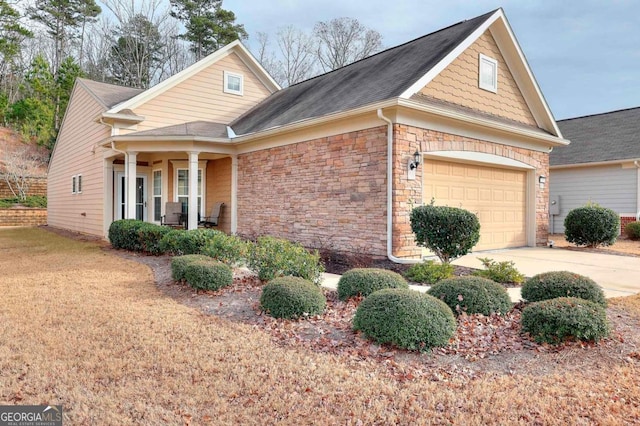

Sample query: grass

[1,227,640,424]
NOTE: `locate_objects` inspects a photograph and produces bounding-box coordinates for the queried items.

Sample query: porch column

[103,160,114,236]
[126,151,138,219]
[188,151,199,230]
[231,154,238,234]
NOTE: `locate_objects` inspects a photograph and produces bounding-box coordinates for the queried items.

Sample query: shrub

[564,203,619,247]
[159,228,221,255]
[410,202,480,263]
[22,195,47,208]
[171,254,212,281]
[521,271,606,306]
[200,231,247,266]
[427,276,512,316]
[337,268,408,301]
[183,259,233,291]
[404,260,454,284]
[625,221,640,240]
[521,297,610,344]
[260,276,326,319]
[472,257,525,284]
[136,223,172,255]
[352,288,456,351]
[108,219,146,251]
[247,236,324,284]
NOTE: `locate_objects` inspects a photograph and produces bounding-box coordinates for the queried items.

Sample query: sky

[224,0,640,120]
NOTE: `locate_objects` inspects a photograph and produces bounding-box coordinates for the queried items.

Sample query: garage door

[423,159,527,251]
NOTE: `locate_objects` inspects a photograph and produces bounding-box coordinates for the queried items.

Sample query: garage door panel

[424,159,527,251]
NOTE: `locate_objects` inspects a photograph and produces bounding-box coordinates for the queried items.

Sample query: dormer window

[479,54,498,93]
[224,71,243,96]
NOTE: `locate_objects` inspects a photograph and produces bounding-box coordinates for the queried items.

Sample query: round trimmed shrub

[404,260,454,284]
[521,297,610,344]
[352,288,456,351]
[183,259,233,291]
[171,254,214,281]
[137,222,172,255]
[247,236,325,284]
[564,204,619,247]
[337,268,408,301]
[159,229,222,256]
[625,221,640,240]
[410,203,480,263]
[108,219,146,251]
[521,271,606,306]
[260,276,326,319]
[427,276,512,316]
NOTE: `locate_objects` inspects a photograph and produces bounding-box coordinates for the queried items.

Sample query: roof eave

[550,158,640,169]
[105,135,230,145]
[101,112,145,124]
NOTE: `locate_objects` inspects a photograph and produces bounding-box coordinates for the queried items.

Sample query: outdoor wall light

[409,150,421,170]
[539,175,546,188]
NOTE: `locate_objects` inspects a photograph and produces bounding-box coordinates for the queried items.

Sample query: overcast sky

[225,0,640,120]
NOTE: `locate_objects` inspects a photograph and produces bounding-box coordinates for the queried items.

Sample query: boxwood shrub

[183,259,233,291]
[171,254,212,281]
[521,297,610,344]
[159,229,221,255]
[564,203,619,247]
[625,221,640,240]
[472,257,525,284]
[137,223,172,255]
[352,288,456,351]
[247,236,324,284]
[404,260,454,284]
[108,219,146,251]
[337,268,408,301]
[521,271,606,306]
[427,276,512,316]
[260,276,327,319]
[200,231,247,266]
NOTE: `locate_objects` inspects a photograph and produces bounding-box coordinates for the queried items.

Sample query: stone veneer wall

[237,127,389,257]
[392,124,549,258]
[0,177,47,198]
[0,208,47,226]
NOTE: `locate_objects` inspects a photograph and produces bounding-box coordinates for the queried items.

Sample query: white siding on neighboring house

[47,83,110,236]
[549,165,637,233]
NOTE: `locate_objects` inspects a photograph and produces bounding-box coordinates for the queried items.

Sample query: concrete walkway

[320,247,640,302]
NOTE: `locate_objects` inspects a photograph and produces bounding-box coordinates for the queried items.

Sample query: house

[550,107,640,234]
[47,8,568,261]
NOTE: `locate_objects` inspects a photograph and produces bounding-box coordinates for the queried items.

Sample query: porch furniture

[200,202,224,228]
[161,202,185,228]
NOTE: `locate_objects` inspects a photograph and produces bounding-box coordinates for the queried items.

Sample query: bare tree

[313,17,383,72]
[275,26,317,86]
[0,144,47,201]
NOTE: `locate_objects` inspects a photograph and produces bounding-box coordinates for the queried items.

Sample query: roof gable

[77,78,143,109]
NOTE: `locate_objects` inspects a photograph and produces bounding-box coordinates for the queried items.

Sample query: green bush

[404,260,454,284]
[521,297,610,344]
[247,236,324,284]
[159,228,221,255]
[337,268,408,301]
[410,202,480,263]
[521,271,606,306]
[200,231,247,266]
[183,259,233,291]
[0,198,17,208]
[136,223,172,255]
[625,221,640,240]
[22,195,47,207]
[564,203,619,247]
[352,288,456,351]
[260,276,327,319]
[472,257,525,284]
[171,254,212,281]
[427,276,512,316]
[108,219,146,251]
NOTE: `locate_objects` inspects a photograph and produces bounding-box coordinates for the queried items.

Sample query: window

[223,71,243,95]
[479,54,498,93]
[153,170,162,222]
[72,175,76,194]
[77,175,82,193]
[176,169,203,217]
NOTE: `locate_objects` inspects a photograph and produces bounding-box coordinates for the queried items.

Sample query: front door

[116,173,147,221]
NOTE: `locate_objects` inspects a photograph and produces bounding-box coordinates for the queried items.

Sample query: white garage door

[423,159,527,251]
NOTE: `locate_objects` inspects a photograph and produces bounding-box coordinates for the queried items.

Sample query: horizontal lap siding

[47,84,109,236]
[205,158,231,233]
[549,165,637,233]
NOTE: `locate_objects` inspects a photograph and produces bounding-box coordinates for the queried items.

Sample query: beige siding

[420,31,536,126]
[205,158,231,233]
[132,53,272,131]
[48,84,109,236]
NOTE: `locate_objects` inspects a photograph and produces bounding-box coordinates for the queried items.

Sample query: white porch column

[231,154,238,234]
[103,160,114,236]
[126,151,138,219]
[188,151,200,230]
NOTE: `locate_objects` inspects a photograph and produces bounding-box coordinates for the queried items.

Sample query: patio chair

[200,202,224,228]
[161,202,184,228]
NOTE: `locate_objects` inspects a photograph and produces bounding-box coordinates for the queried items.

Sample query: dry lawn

[1,228,639,425]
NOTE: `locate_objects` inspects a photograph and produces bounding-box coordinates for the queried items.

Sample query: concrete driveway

[454,247,640,298]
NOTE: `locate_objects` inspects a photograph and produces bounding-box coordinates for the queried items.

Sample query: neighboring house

[550,107,640,234]
[48,8,568,261]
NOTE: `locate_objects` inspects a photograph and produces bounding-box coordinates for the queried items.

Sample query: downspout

[377,108,421,264]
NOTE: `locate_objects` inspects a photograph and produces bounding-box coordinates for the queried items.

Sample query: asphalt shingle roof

[552,107,640,166]
[79,78,143,109]
[125,121,228,139]
[231,10,497,136]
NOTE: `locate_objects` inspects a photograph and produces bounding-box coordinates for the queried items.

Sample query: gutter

[377,108,421,265]
[635,161,640,221]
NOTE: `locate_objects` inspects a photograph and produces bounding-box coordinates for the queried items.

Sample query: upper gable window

[223,71,243,96]
[479,54,498,93]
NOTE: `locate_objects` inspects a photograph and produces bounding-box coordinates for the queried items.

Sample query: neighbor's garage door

[423,159,527,251]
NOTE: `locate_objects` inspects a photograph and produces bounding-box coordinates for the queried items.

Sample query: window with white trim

[153,170,162,222]
[223,71,243,95]
[479,54,498,93]
[77,175,82,193]
[176,169,203,217]
[72,175,76,194]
